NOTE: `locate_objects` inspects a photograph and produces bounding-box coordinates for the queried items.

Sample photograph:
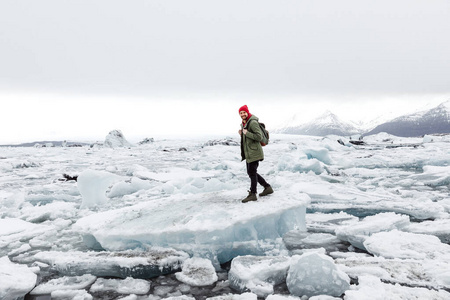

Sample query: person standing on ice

[238,105,274,203]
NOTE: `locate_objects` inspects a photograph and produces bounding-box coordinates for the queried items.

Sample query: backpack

[249,119,270,146]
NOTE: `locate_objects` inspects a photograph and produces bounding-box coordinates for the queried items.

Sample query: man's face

[240,111,248,120]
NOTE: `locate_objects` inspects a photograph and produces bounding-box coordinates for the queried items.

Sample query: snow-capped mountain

[364,100,450,137]
[277,110,362,137]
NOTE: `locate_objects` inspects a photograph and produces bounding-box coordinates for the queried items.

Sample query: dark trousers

[246,161,269,194]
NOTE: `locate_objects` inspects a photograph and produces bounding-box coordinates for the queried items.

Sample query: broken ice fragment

[175,257,218,286]
[34,248,189,279]
[228,255,291,297]
[30,274,96,295]
[286,252,350,298]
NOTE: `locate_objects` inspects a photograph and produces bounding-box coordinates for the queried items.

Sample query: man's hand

[243,129,248,135]
[238,129,242,136]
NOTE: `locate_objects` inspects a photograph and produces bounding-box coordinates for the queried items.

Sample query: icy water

[25,272,236,300]
[2,133,450,299]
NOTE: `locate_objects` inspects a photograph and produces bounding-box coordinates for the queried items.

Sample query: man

[238,105,274,203]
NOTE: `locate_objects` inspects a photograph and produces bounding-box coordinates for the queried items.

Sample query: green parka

[240,115,264,163]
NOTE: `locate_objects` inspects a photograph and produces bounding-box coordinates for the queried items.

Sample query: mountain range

[277,110,361,137]
[276,100,450,137]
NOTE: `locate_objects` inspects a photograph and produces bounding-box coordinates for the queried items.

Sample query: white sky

[1,0,450,144]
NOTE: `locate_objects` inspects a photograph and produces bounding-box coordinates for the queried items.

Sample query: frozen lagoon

[1,133,450,299]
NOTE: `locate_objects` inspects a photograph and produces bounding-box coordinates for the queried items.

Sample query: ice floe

[286,252,350,297]
[34,248,189,278]
[104,130,133,148]
[0,218,54,255]
[30,274,96,295]
[0,256,37,300]
[175,257,218,286]
[1,133,450,298]
[335,212,410,250]
[90,277,151,294]
[344,275,450,300]
[228,255,292,297]
[405,218,450,243]
[50,289,93,300]
[364,230,450,260]
[283,231,349,253]
[77,169,123,208]
[74,188,309,264]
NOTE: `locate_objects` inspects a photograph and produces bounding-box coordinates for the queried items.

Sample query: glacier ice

[90,277,151,294]
[175,257,218,286]
[286,252,350,297]
[51,289,93,300]
[104,130,133,148]
[18,201,78,223]
[408,165,450,187]
[363,230,450,260]
[0,218,54,255]
[335,254,450,291]
[337,229,450,290]
[108,177,153,198]
[74,188,309,263]
[405,219,450,243]
[335,212,410,250]
[30,274,96,295]
[267,295,341,300]
[207,293,258,300]
[304,148,333,165]
[265,295,302,300]
[228,255,292,297]
[0,256,37,300]
[2,133,450,298]
[344,275,450,300]
[306,212,359,234]
[283,231,349,253]
[34,248,189,279]
[77,169,123,208]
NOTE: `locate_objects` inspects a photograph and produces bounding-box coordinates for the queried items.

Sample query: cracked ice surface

[2,133,450,298]
[74,187,309,263]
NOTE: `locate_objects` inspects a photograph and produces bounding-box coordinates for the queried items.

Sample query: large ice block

[34,248,189,279]
[74,189,310,263]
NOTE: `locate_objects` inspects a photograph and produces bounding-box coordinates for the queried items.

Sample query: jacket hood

[243,115,259,127]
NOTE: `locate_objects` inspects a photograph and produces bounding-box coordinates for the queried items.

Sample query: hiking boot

[259,185,274,197]
[242,192,257,203]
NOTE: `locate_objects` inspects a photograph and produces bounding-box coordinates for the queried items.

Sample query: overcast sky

[1,0,450,143]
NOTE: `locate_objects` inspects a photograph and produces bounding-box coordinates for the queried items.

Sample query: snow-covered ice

[33,248,189,278]
[30,274,96,295]
[89,277,151,294]
[344,275,450,300]
[74,186,309,263]
[206,292,257,300]
[286,252,350,297]
[335,212,410,250]
[104,129,133,148]
[1,132,450,298]
[50,289,93,300]
[0,218,54,252]
[0,256,37,300]
[405,218,450,243]
[175,257,218,286]
[364,230,450,260]
[305,212,359,234]
[77,169,123,208]
[228,255,292,297]
[283,231,349,253]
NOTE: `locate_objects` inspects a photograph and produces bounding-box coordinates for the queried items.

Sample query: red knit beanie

[239,105,250,114]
